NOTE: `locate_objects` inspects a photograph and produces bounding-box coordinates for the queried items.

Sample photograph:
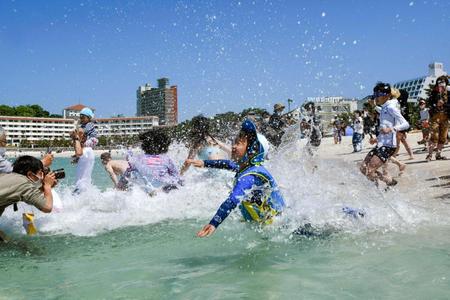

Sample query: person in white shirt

[360,82,409,186]
[352,111,364,152]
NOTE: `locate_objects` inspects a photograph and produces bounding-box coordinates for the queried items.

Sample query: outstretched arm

[197,175,256,237]
[204,160,239,171]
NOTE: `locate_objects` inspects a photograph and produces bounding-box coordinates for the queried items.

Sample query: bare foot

[398,164,406,176]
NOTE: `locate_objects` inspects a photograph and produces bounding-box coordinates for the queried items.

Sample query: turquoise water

[1,144,450,299]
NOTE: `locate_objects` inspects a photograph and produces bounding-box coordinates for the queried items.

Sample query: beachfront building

[392,62,448,102]
[136,78,178,126]
[95,116,159,137]
[63,104,95,120]
[306,96,358,134]
[0,116,76,146]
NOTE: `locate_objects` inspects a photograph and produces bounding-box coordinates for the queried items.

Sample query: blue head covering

[240,119,266,165]
[80,107,94,119]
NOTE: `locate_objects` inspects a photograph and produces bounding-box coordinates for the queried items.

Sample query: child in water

[185,119,285,237]
[127,128,182,194]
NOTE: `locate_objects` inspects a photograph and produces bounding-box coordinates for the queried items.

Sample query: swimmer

[100,152,130,190]
[187,119,285,237]
[180,115,230,175]
[127,128,183,194]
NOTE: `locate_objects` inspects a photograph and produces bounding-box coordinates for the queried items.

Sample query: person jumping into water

[360,82,409,187]
[127,127,183,194]
[186,119,285,237]
[100,152,130,190]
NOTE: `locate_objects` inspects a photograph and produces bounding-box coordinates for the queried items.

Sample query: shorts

[367,146,396,163]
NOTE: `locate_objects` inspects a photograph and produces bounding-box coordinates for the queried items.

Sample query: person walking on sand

[426,75,449,161]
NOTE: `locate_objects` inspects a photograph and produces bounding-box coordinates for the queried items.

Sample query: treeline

[0,104,62,118]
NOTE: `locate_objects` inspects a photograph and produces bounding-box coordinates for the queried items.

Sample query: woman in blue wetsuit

[186,119,285,237]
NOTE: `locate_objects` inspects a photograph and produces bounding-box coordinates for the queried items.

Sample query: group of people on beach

[0,76,448,241]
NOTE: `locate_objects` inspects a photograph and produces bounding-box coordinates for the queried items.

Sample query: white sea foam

[1,134,447,237]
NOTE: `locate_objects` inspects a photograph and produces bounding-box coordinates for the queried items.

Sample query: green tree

[15,105,35,117]
[0,105,16,116]
[20,139,31,148]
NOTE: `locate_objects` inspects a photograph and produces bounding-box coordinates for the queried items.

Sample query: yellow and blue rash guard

[204,160,285,228]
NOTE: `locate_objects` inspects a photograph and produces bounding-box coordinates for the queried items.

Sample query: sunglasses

[373,91,389,98]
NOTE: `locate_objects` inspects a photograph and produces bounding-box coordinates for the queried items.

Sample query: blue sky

[0,0,449,120]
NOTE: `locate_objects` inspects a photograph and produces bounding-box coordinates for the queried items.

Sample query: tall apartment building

[392,62,447,102]
[136,78,178,126]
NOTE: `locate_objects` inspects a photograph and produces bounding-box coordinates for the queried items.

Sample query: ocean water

[1,141,450,299]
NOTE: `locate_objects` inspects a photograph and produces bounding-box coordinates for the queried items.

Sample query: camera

[44,167,66,179]
[53,168,66,180]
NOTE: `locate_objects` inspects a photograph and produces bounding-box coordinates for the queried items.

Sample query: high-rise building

[392,62,448,102]
[136,78,178,126]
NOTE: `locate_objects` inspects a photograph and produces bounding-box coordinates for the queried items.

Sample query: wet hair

[189,115,210,145]
[237,130,257,152]
[436,75,449,86]
[304,101,315,110]
[12,155,44,176]
[139,127,171,154]
[100,152,111,161]
[373,82,391,95]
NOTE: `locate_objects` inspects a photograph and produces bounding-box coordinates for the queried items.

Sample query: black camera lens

[53,168,66,180]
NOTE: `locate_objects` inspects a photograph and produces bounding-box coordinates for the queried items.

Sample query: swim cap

[80,107,94,119]
[240,119,266,165]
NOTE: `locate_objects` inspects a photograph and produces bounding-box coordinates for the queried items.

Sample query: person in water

[127,127,183,194]
[360,82,409,186]
[180,115,231,175]
[100,152,130,190]
[70,107,98,194]
[186,119,285,237]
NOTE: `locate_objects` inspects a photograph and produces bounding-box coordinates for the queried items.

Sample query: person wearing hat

[185,119,285,237]
[426,75,449,161]
[417,99,430,150]
[70,107,98,194]
[267,103,286,147]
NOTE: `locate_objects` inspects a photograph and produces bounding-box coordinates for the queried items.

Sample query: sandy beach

[317,131,450,200]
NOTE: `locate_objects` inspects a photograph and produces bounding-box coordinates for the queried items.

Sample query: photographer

[0,156,57,219]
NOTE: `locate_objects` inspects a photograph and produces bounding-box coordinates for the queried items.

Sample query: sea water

[0,142,450,299]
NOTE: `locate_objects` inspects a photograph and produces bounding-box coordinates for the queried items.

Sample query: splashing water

[1,134,446,239]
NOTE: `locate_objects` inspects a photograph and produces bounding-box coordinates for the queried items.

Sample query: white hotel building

[0,116,76,146]
[392,62,447,102]
[0,115,159,146]
[95,116,159,137]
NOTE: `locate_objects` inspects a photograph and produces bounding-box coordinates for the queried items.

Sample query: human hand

[43,172,57,188]
[369,137,377,145]
[185,159,204,168]
[69,129,78,139]
[41,153,54,168]
[197,224,216,237]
